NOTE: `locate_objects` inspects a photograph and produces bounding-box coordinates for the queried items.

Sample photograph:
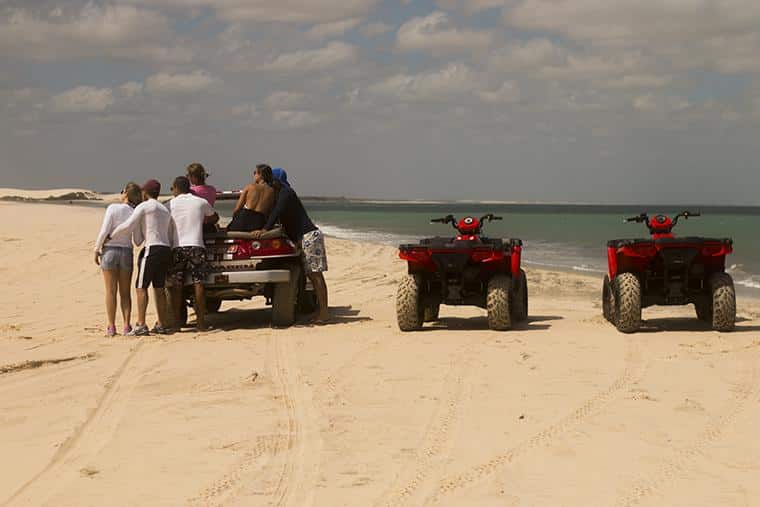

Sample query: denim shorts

[101,246,133,272]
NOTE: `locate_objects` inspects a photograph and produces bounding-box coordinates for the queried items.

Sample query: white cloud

[145,70,220,95]
[307,18,362,39]
[361,22,393,37]
[260,41,358,73]
[479,81,520,104]
[125,0,380,23]
[436,0,507,12]
[369,63,479,101]
[271,110,322,128]
[119,81,144,98]
[50,86,114,113]
[264,91,307,109]
[397,11,493,53]
[0,5,191,63]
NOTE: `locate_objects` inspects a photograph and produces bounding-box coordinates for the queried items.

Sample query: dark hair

[256,164,273,185]
[123,182,142,207]
[173,176,191,194]
[186,162,207,184]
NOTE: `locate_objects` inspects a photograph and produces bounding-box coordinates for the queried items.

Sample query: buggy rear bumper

[204,269,291,286]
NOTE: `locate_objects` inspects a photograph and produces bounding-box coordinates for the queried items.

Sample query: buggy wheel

[511,269,529,322]
[423,303,440,322]
[397,274,424,331]
[272,264,301,327]
[487,274,512,331]
[710,272,736,332]
[613,273,641,333]
[206,297,222,314]
[602,275,615,323]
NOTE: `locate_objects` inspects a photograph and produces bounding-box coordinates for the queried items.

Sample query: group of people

[94,163,329,337]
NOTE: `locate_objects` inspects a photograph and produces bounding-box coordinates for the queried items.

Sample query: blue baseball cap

[272,168,290,187]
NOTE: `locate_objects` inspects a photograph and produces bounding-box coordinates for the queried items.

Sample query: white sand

[1,200,760,506]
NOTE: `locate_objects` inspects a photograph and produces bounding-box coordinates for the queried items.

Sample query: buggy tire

[397,274,424,331]
[511,269,529,322]
[272,264,301,327]
[487,274,512,331]
[710,272,736,332]
[613,273,641,333]
[206,297,222,314]
[602,275,615,323]
[423,304,440,322]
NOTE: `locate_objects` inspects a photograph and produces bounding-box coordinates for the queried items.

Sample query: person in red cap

[108,179,175,335]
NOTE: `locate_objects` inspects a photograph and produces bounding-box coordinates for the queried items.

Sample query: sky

[1,0,759,204]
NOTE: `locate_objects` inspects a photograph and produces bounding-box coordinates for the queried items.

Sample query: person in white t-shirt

[94,182,143,337]
[168,176,219,331]
[108,179,175,336]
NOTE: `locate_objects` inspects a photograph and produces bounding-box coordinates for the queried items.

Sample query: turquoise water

[214,200,760,291]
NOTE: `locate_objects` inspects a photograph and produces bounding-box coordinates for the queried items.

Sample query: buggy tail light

[232,238,296,259]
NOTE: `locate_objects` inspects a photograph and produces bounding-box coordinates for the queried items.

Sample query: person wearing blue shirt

[252,168,329,323]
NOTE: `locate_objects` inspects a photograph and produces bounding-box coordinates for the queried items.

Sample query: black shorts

[135,245,172,289]
[169,246,209,286]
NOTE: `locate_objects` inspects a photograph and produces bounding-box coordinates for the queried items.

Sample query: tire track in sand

[373,338,483,507]
[2,342,145,506]
[426,337,644,504]
[614,358,760,507]
[268,334,323,507]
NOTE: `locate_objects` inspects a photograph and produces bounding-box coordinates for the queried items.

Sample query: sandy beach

[2,199,760,507]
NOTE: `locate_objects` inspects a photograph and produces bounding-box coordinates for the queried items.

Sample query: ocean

[213,199,760,293]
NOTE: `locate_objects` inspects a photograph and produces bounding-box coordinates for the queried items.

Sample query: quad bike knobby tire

[709,272,736,332]
[511,269,529,322]
[487,274,512,331]
[613,273,641,333]
[423,303,440,322]
[602,275,615,323]
[397,274,424,331]
[272,264,302,327]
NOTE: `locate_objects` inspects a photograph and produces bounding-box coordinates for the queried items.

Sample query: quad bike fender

[510,244,522,279]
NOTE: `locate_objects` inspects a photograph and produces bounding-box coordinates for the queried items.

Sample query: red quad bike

[603,211,736,333]
[396,214,528,331]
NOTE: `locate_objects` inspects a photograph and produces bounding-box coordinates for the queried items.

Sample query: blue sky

[1,0,759,204]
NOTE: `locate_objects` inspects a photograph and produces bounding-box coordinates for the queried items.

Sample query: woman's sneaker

[127,324,150,336]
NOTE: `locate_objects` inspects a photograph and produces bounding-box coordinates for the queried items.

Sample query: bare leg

[169,285,184,330]
[307,272,330,321]
[118,270,133,329]
[136,288,149,326]
[103,269,118,328]
[153,287,170,329]
[193,283,207,330]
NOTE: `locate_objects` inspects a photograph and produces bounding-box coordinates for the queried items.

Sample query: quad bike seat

[204,227,287,241]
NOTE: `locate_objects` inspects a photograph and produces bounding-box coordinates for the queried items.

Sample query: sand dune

[1,201,760,506]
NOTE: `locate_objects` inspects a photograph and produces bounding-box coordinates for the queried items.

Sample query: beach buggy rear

[396,214,528,331]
